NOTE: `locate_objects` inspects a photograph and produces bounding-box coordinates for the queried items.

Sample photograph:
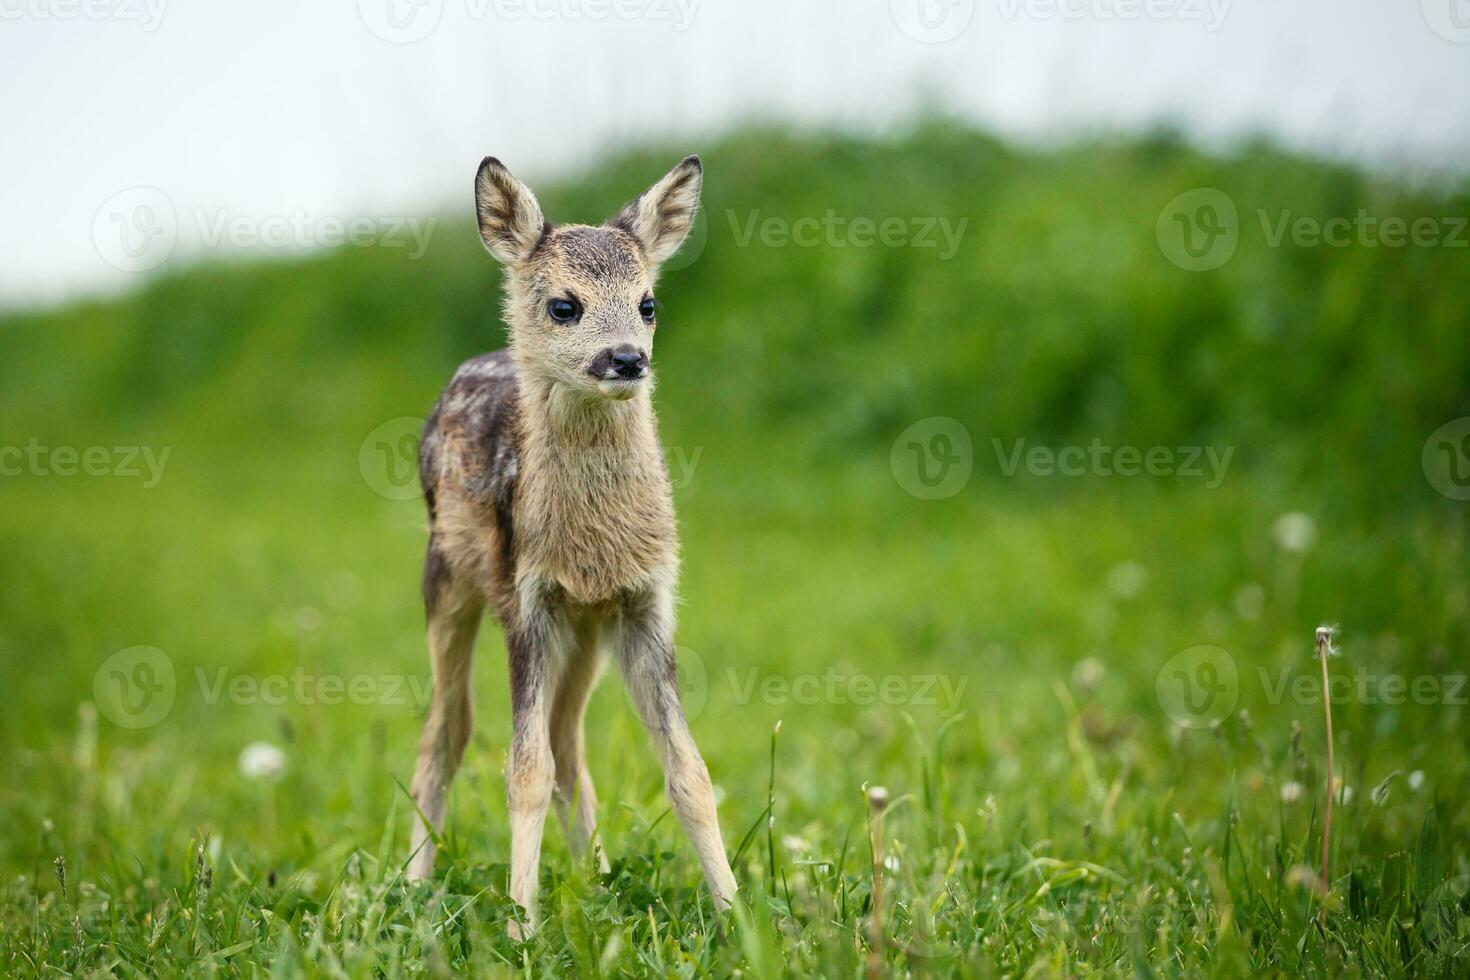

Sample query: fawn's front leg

[616,586,738,910]
[504,585,570,939]
[550,637,610,872]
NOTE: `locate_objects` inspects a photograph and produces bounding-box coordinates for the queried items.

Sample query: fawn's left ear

[613,155,703,268]
[475,156,547,266]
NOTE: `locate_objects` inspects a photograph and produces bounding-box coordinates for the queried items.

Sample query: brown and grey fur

[407,154,735,936]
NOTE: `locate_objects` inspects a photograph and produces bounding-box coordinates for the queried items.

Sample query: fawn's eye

[639,297,656,322]
[548,298,580,323]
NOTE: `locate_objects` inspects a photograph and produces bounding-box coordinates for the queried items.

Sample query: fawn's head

[474,155,702,401]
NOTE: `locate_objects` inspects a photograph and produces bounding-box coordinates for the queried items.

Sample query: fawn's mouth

[595,377,644,400]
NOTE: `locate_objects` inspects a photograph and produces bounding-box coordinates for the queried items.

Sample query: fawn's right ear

[475,157,547,265]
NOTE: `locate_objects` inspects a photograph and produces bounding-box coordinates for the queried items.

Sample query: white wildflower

[239,742,286,781]
[1273,513,1317,553]
[1106,561,1148,599]
[1072,657,1106,691]
[1233,583,1265,621]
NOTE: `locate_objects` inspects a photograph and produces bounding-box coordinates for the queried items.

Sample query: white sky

[2,0,1467,308]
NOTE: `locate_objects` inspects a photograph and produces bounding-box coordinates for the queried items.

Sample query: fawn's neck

[515,373,658,458]
[512,372,677,603]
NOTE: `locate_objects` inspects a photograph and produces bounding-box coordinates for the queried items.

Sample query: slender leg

[616,588,738,910]
[505,585,568,938]
[408,550,483,881]
[550,636,610,873]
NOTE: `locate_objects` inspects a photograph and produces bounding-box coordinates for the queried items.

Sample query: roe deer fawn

[407,154,736,936]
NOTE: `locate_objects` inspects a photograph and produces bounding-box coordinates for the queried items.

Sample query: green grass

[2,123,1468,976]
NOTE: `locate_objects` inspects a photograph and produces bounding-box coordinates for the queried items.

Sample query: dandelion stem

[767,721,781,897]
[867,785,889,980]
[1316,627,1335,904]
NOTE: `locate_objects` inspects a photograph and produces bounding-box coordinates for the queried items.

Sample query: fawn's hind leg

[550,625,610,872]
[616,586,737,910]
[408,544,484,881]
[505,583,575,937]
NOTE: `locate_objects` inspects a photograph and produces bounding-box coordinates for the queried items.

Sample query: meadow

[1,124,1467,976]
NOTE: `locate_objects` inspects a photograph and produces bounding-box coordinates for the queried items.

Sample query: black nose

[611,347,647,379]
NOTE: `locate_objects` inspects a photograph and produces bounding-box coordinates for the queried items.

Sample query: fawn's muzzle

[589,345,649,382]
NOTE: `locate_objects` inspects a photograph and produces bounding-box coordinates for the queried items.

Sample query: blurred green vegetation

[0,124,1467,975]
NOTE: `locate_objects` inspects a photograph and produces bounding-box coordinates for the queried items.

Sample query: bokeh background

[2,1,1469,974]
